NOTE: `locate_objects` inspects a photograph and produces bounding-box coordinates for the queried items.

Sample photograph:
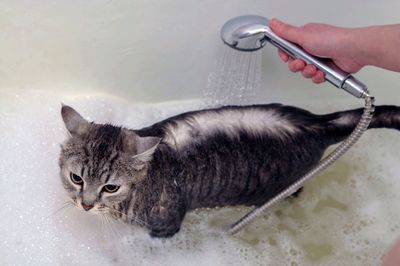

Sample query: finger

[288,59,305,73]
[286,58,294,67]
[278,50,289,62]
[302,64,317,78]
[270,18,303,44]
[312,70,325,84]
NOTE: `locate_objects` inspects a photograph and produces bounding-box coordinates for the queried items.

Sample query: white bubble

[1,90,400,265]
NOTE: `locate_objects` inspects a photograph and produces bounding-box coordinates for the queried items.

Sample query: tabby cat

[59,104,400,237]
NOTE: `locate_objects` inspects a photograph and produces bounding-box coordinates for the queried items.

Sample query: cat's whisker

[45,201,73,219]
[130,216,148,227]
[67,199,80,209]
[102,215,114,239]
[99,214,104,231]
[108,215,124,239]
[105,206,149,227]
[100,214,109,238]
[105,215,120,240]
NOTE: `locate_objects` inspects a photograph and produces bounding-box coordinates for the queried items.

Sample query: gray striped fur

[59,104,400,237]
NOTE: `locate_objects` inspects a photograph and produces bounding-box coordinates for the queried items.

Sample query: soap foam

[1,89,400,266]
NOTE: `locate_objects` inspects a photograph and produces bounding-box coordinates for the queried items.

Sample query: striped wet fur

[59,104,400,238]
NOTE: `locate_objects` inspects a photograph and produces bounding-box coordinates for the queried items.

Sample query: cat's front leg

[148,203,186,238]
[147,185,187,238]
[149,224,181,238]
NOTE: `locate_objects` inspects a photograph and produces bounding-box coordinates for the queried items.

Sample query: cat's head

[58,105,160,214]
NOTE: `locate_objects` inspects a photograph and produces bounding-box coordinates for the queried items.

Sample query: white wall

[1,0,399,104]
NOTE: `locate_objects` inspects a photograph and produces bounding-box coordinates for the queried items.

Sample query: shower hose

[228,93,375,235]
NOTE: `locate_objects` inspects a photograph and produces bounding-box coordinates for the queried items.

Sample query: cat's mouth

[76,199,107,215]
[81,202,93,211]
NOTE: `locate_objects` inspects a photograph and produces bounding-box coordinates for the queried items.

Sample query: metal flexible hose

[228,94,375,235]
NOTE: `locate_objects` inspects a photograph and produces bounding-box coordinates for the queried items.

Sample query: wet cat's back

[142,104,328,208]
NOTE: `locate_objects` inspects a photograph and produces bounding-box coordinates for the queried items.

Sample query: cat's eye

[102,184,120,193]
[70,173,83,185]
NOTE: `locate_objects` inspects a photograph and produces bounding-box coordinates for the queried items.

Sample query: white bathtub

[1,1,400,265]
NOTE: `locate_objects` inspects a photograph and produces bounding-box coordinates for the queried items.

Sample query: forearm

[351,24,400,72]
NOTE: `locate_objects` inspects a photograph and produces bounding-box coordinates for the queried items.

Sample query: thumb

[270,18,303,44]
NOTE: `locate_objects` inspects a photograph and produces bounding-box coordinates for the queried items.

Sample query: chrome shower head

[220,15,270,52]
[220,15,369,98]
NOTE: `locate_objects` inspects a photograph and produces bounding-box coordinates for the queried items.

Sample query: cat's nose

[81,203,93,211]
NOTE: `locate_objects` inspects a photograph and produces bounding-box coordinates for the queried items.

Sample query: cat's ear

[132,136,161,162]
[121,130,161,164]
[61,104,90,136]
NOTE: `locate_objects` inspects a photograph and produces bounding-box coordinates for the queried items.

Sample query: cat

[59,103,400,238]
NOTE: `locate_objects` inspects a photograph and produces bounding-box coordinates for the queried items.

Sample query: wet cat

[59,104,400,238]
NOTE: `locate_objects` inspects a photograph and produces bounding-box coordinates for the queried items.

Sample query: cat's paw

[149,227,180,238]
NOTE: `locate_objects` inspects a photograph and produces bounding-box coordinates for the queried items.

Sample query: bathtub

[1,1,400,265]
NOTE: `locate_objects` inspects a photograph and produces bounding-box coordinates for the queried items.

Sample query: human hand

[383,238,400,266]
[269,18,365,84]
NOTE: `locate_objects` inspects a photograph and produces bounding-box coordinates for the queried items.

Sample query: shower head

[220,15,369,98]
[220,15,270,51]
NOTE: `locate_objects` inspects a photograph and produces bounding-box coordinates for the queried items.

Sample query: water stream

[203,45,262,107]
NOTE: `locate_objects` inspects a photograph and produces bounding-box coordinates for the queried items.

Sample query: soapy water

[1,89,400,266]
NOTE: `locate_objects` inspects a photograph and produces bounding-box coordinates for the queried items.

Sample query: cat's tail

[319,105,400,144]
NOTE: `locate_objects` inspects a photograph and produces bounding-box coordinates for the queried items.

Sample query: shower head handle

[264,27,368,98]
[221,15,368,98]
